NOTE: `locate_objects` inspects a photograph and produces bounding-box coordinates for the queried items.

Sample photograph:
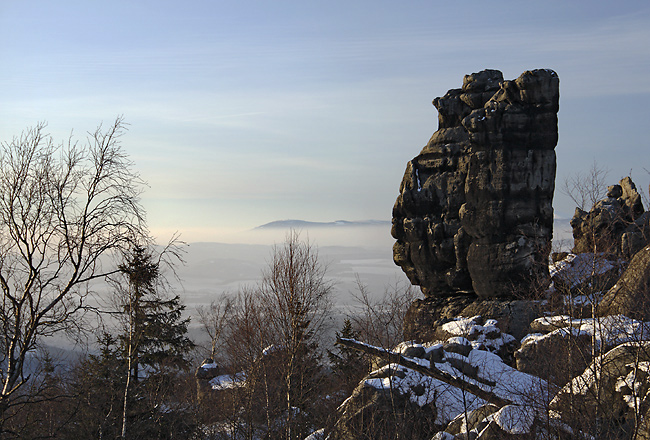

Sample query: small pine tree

[119,245,195,380]
[328,319,369,396]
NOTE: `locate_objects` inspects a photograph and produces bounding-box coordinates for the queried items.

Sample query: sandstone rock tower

[392,69,559,298]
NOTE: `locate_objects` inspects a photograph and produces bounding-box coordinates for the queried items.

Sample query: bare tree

[197,294,233,361]
[0,118,146,431]
[349,276,419,350]
[259,230,333,440]
[194,233,334,439]
[222,287,274,440]
[561,160,609,211]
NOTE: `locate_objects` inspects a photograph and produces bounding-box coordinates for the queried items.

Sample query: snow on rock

[616,365,650,410]
[431,432,456,440]
[466,349,552,410]
[549,253,620,288]
[441,315,516,354]
[446,336,470,346]
[563,293,602,308]
[529,315,573,333]
[441,316,482,335]
[493,404,535,435]
[527,314,650,351]
[200,361,218,370]
[393,341,425,358]
[550,341,650,425]
[520,333,545,346]
[357,341,551,427]
[303,428,325,440]
[209,372,246,391]
[363,363,487,424]
[549,252,623,297]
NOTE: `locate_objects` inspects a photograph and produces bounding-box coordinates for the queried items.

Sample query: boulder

[331,368,439,440]
[515,328,592,386]
[549,252,624,299]
[550,342,650,438]
[392,69,559,299]
[599,245,650,320]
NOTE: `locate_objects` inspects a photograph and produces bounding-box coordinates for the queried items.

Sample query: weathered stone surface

[392,69,559,299]
[404,296,476,342]
[549,252,624,308]
[571,177,648,258]
[515,329,592,386]
[550,342,650,438]
[331,372,439,440]
[599,245,650,320]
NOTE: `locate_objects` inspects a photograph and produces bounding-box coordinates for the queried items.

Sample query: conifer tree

[328,319,369,396]
[119,245,194,380]
[117,244,194,439]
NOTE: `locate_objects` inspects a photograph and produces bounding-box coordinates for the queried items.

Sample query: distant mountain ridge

[254,219,390,230]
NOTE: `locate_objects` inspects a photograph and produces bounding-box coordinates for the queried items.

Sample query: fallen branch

[336,337,508,407]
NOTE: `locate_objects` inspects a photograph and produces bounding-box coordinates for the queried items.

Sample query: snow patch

[210,372,246,390]
[550,253,621,289]
[493,404,534,434]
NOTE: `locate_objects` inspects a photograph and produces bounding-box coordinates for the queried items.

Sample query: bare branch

[0,119,147,428]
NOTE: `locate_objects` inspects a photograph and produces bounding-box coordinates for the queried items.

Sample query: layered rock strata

[392,69,559,298]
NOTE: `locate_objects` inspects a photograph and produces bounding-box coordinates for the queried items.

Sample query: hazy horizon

[2,1,649,245]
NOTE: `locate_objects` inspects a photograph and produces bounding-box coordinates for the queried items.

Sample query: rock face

[571,177,649,258]
[599,244,650,320]
[392,69,559,298]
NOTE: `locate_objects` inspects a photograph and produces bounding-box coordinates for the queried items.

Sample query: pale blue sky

[1,1,649,243]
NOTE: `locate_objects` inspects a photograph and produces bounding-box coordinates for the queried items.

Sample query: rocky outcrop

[599,245,650,320]
[549,252,624,306]
[404,296,543,344]
[332,337,554,440]
[331,364,440,440]
[515,327,592,386]
[571,177,649,258]
[392,69,559,299]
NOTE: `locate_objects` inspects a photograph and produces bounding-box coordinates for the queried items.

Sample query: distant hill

[254,220,390,230]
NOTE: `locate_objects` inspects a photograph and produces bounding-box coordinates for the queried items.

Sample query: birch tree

[259,231,333,440]
[0,118,146,431]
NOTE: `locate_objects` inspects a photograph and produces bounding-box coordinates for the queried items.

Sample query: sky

[1,0,649,244]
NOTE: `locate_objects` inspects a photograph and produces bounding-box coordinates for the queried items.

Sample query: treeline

[4,232,415,439]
